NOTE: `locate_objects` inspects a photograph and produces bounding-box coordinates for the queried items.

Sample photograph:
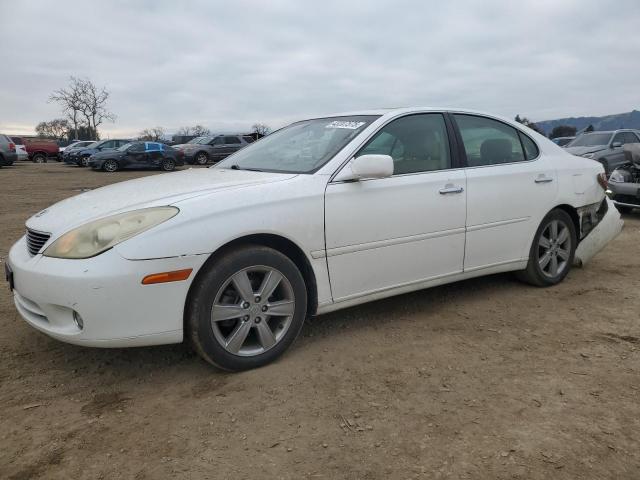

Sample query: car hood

[26,168,296,235]
[565,145,606,156]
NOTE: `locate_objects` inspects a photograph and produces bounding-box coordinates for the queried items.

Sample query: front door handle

[534,176,553,184]
[439,185,464,194]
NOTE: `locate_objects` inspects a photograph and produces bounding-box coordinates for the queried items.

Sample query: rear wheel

[195,152,209,165]
[80,156,90,167]
[161,158,175,171]
[517,209,577,287]
[187,246,307,371]
[32,153,46,163]
[103,159,118,172]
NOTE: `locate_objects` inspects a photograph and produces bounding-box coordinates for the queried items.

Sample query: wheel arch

[553,204,580,238]
[184,233,319,328]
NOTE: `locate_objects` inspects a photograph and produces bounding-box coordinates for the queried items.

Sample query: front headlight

[582,153,595,159]
[43,206,179,259]
[609,171,626,183]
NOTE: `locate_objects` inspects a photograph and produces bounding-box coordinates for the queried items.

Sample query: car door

[123,142,147,168]
[452,114,558,272]
[223,136,243,157]
[324,113,467,301]
[145,142,163,167]
[209,136,226,160]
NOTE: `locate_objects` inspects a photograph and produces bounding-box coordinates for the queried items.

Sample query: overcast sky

[1,0,639,137]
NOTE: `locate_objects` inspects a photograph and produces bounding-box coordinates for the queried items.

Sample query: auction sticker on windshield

[325,121,366,129]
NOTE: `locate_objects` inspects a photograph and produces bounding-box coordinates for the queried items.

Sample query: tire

[32,153,46,163]
[102,159,118,172]
[517,209,577,287]
[187,245,307,371]
[81,156,90,167]
[161,158,176,171]
[615,205,633,214]
[195,152,209,165]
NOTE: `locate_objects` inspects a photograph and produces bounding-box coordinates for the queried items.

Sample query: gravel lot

[1,162,639,479]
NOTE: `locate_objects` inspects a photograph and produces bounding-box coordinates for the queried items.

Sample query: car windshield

[215,116,379,173]
[186,137,205,144]
[569,133,612,147]
[83,141,99,148]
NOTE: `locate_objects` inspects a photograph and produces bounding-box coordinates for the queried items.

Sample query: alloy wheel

[210,266,295,357]
[196,153,208,165]
[103,160,118,172]
[537,219,571,278]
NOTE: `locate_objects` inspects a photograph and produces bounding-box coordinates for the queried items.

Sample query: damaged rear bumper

[574,197,623,267]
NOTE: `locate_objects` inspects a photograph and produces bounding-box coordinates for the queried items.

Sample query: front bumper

[607,180,640,208]
[7,236,208,347]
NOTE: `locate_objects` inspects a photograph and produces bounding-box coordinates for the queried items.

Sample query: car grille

[26,228,51,256]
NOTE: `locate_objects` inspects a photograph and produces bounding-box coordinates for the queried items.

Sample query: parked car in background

[172,134,198,145]
[172,136,205,151]
[61,141,95,163]
[69,139,131,167]
[0,134,17,166]
[11,136,59,163]
[88,141,184,172]
[607,144,640,213]
[6,108,621,371]
[552,136,575,147]
[182,134,255,165]
[565,130,640,174]
[15,144,28,161]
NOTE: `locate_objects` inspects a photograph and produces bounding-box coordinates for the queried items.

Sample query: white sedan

[6,108,620,370]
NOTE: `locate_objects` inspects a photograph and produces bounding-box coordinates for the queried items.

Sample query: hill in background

[536,110,640,136]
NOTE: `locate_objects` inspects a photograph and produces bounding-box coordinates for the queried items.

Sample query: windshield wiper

[230,164,263,172]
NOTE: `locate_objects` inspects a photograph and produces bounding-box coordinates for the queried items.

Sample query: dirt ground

[0,162,639,479]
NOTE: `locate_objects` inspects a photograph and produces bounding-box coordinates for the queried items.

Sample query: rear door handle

[535,176,553,184]
[439,185,464,194]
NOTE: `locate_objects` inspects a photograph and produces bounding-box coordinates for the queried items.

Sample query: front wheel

[32,153,46,163]
[195,152,209,165]
[517,209,577,287]
[102,159,118,172]
[187,246,307,371]
[81,156,90,167]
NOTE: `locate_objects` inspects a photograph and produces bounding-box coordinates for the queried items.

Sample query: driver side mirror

[333,154,394,182]
[612,141,622,148]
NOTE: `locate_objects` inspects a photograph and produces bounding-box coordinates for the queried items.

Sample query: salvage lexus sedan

[6,108,621,371]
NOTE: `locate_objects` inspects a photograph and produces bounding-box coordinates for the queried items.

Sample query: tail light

[8,142,15,152]
[597,172,608,190]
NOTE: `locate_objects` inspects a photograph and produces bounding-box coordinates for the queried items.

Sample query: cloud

[1,0,639,137]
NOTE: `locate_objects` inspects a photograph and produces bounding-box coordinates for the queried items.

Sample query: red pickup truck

[11,137,60,163]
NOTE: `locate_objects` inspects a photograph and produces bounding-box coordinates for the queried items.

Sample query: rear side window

[454,114,526,167]
[613,132,640,145]
[224,136,241,144]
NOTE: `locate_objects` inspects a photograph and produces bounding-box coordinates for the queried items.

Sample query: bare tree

[78,78,115,139]
[251,123,271,137]
[139,127,165,141]
[177,125,210,137]
[192,125,211,136]
[49,76,85,139]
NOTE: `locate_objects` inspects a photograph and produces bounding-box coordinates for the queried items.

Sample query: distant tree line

[516,114,580,139]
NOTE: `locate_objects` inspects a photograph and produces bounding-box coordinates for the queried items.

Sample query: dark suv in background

[181,134,255,165]
[66,139,131,166]
[565,129,640,174]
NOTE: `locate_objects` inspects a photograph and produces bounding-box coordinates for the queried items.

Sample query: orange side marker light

[142,268,193,285]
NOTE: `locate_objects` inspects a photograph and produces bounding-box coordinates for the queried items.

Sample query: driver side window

[356,113,451,175]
